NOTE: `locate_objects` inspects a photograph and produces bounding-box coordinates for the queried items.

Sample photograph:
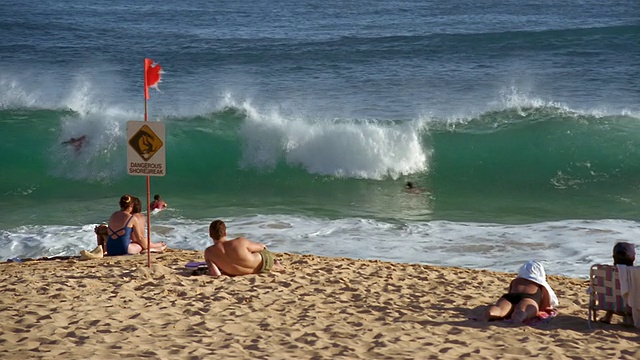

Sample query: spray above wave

[235,103,429,179]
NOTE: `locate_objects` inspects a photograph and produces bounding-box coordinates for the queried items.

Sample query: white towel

[617,264,630,301]
[618,265,640,328]
[628,267,640,328]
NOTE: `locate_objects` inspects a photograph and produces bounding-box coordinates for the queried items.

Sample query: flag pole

[144,60,151,268]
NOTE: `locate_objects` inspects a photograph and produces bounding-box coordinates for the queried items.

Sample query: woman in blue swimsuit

[106,195,145,255]
[106,194,168,256]
[482,260,559,324]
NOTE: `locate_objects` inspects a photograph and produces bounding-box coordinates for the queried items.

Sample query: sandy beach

[0,249,638,359]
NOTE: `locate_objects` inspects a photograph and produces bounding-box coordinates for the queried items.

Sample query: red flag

[144,58,162,100]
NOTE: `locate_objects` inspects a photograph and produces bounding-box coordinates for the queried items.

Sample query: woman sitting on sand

[106,194,167,255]
[131,196,146,223]
[95,196,144,254]
[482,260,559,324]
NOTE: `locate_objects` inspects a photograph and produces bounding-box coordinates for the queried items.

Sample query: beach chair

[588,264,632,328]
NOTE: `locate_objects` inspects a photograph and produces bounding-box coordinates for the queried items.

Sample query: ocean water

[1,0,639,278]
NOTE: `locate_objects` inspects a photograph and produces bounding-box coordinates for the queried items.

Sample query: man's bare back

[205,220,284,277]
[205,237,265,276]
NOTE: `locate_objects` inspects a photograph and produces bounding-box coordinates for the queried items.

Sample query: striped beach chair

[588,264,632,328]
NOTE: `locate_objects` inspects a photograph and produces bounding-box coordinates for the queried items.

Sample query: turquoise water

[2,107,640,225]
[1,0,639,277]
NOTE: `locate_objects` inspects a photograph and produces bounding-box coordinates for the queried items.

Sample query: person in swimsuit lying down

[204,219,284,277]
[106,194,167,256]
[482,260,559,324]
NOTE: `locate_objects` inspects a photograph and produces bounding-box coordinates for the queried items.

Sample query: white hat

[516,260,559,308]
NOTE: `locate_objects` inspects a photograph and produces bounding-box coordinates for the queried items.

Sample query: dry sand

[1,249,638,359]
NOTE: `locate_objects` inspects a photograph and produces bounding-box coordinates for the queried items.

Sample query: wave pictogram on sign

[128,124,163,161]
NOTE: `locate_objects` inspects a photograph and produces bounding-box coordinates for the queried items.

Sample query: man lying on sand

[204,219,284,277]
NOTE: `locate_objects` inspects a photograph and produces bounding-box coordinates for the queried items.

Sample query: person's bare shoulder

[205,243,219,252]
[226,237,261,252]
[230,236,254,245]
[133,213,146,227]
[204,244,218,258]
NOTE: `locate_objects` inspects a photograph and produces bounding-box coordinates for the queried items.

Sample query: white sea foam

[2,215,637,279]
[236,101,430,179]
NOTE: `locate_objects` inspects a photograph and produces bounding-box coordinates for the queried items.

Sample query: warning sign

[127,121,166,177]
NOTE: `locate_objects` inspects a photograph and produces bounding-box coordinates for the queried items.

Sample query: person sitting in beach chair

[599,241,635,325]
[204,220,284,277]
[481,260,559,324]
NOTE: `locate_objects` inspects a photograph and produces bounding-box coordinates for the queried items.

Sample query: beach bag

[94,224,108,253]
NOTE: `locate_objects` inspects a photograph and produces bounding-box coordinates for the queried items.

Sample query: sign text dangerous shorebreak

[129,162,165,175]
